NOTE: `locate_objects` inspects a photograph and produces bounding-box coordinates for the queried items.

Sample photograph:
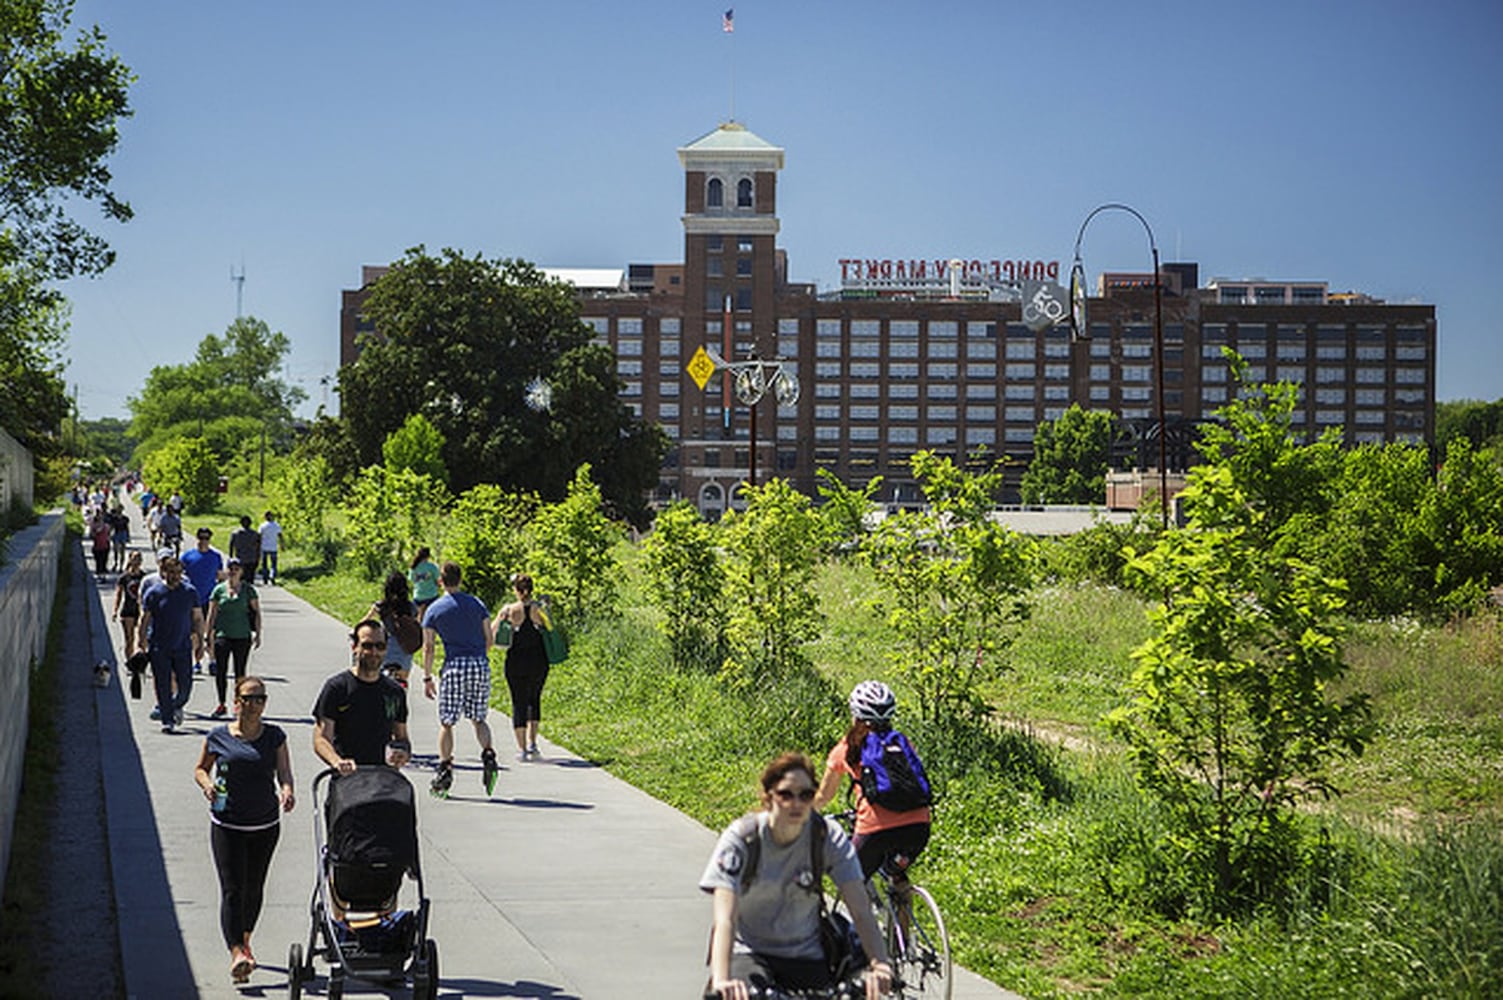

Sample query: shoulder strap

[731,813,761,886]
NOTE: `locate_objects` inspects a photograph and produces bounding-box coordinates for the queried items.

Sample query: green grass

[284,542,1503,998]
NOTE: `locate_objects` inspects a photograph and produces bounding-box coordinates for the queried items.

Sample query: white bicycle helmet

[848,680,897,724]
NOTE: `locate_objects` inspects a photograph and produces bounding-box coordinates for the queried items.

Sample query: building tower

[676,122,784,515]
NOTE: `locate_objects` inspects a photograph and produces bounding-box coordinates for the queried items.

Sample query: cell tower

[231,263,245,318]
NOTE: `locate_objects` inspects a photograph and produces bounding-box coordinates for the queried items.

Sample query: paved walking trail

[72,502,1024,999]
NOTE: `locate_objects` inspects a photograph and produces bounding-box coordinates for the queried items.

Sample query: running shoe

[481,748,499,796]
[149,706,161,720]
[429,761,453,798]
[211,704,227,718]
[528,743,540,759]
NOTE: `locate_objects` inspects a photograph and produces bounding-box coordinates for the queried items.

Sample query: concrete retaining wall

[0,513,65,893]
[0,428,34,513]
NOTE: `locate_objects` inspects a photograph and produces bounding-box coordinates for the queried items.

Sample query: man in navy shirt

[181,527,225,673]
[420,562,497,797]
[138,555,205,732]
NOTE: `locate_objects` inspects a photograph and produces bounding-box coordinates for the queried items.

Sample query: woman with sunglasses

[700,752,893,1000]
[193,675,295,984]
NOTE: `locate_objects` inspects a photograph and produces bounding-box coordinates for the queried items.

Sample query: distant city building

[340,122,1437,518]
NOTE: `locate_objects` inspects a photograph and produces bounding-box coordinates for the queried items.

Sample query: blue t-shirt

[205,723,285,829]
[180,547,224,606]
[422,590,490,659]
[142,580,200,652]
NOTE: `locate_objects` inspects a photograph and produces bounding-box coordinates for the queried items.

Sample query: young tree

[861,451,1034,722]
[528,464,620,619]
[383,412,447,484]
[1110,462,1373,914]
[641,501,727,672]
[342,465,450,581]
[720,477,825,683]
[1019,403,1114,504]
[442,483,536,609]
[141,437,218,513]
[814,468,882,556]
[268,454,338,559]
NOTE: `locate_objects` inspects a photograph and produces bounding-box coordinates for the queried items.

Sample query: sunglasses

[238,693,267,703]
[358,641,388,651]
[773,787,816,804]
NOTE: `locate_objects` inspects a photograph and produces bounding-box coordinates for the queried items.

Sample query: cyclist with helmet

[813,680,932,881]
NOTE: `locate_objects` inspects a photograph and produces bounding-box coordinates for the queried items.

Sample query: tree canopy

[339,246,666,525]
[1019,403,1114,504]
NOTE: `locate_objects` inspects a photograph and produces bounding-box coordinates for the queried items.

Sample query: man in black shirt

[313,619,411,772]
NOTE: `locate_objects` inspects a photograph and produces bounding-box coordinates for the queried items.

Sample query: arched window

[706,177,724,208]
[736,178,753,208]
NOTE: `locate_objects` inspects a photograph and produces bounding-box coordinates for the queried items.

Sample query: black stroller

[289,767,438,999]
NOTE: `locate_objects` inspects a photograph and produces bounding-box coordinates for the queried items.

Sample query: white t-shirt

[699,813,860,961]
[258,519,282,552]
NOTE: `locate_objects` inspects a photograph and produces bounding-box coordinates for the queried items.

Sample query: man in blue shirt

[181,527,225,673]
[420,562,497,797]
[138,554,205,733]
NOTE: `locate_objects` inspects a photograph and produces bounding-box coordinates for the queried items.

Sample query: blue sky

[61,0,1503,421]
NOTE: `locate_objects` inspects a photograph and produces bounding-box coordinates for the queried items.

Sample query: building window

[967,339,997,359]
[622,381,642,397]
[1004,384,1033,400]
[617,338,642,356]
[888,426,919,444]
[1355,388,1383,405]
[1004,427,1034,443]
[737,238,754,253]
[815,426,840,441]
[815,405,840,421]
[966,405,996,422]
[1043,339,1071,358]
[815,383,841,398]
[1243,366,1266,383]
[890,405,918,421]
[966,363,997,379]
[889,383,919,399]
[850,426,879,442]
[1356,367,1385,384]
[659,402,679,419]
[890,340,920,358]
[966,427,996,445]
[1044,364,1069,381]
[850,361,880,378]
[1005,363,1034,380]
[815,362,840,378]
[617,360,642,376]
[850,384,880,398]
[1122,386,1150,402]
[1090,385,1110,401]
[926,427,957,444]
[1315,388,1346,405]
[1394,368,1426,384]
[1121,342,1152,359]
[967,383,997,400]
[1005,405,1035,422]
[1005,341,1036,360]
[736,177,753,208]
[929,321,958,339]
[927,383,958,399]
[1354,410,1385,425]
[1395,345,1426,361]
[1202,386,1227,403]
[1091,340,1111,358]
[890,362,919,379]
[661,381,679,396]
[778,318,799,335]
[928,362,957,379]
[928,405,957,421]
[1043,385,1070,401]
[618,318,643,335]
[891,320,919,338]
[1356,345,1385,361]
[1276,366,1305,383]
[928,340,959,359]
[1121,365,1150,382]
[660,361,680,377]
[706,178,725,208]
[850,405,880,421]
[850,339,882,358]
[817,319,841,339]
[816,341,841,359]
[1089,364,1110,381]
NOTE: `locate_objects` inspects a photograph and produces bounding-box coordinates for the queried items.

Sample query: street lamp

[1069,203,1170,530]
[702,347,799,489]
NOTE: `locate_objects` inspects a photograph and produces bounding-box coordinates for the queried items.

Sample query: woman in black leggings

[492,572,550,761]
[193,675,294,984]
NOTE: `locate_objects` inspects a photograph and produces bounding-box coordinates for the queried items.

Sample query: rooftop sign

[839,257,1061,287]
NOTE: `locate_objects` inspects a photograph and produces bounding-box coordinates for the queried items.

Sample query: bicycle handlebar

[703,973,868,1000]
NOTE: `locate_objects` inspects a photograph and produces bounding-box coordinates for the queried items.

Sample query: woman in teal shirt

[408,546,440,616]
[205,558,261,718]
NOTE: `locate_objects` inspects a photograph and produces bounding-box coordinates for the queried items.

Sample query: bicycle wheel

[893,883,951,1000]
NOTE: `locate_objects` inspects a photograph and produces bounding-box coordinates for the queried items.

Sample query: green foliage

[719,478,825,684]
[1038,509,1161,589]
[382,412,447,484]
[141,437,219,513]
[442,483,536,609]
[339,246,664,523]
[0,0,134,281]
[77,416,135,468]
[1110,462,1373,915]
[1437,397,1503,452]
[640,501,727,671]
[267,454,338,556]
[862,452,1035,722]
[1415,436,1503,617]
[1020,403,1114,504]
[814,467,881,556]
[294,414,361,488]
[0,267,70,459]
[527,464,619,618]
[341,464,450,581]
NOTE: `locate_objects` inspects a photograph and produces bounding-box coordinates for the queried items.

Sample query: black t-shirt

[312,671,409,766]
[206,723,286,829]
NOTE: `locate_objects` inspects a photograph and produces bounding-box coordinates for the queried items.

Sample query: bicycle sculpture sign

[1021,279,1068,333]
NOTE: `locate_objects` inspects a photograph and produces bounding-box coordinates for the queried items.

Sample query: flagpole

[724,8,736,121]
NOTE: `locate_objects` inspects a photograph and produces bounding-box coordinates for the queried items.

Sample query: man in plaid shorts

[420,561,499,797]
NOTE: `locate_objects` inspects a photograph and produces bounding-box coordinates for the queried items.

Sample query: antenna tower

[231,263,245,318]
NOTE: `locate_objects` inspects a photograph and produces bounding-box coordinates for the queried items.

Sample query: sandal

[230,946,253,983]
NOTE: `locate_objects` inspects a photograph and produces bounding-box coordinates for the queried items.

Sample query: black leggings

[505,661,548,729]
[213,636,252,705]
[851,821,931,880]
[210,822,280,950]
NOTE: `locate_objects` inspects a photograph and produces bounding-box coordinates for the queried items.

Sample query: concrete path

[81,502,1023,999]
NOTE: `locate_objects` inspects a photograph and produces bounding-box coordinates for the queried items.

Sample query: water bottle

[211,762,228,813]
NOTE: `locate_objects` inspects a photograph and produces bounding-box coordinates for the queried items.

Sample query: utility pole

[231,263,245,318]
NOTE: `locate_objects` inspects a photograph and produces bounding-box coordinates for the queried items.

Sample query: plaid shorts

[436,655,491,726]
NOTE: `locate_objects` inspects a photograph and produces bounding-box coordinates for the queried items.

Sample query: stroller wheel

[327,962,344,1000]
[287,943,303,999]
[412,938,439,1000]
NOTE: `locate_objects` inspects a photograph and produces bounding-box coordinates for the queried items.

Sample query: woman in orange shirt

[813,680,932,881]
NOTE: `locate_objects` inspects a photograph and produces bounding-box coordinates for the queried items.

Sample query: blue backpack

[858,729,932,812]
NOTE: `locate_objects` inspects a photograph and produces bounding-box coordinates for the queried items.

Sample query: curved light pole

[1069,203,1169,529]
[702,348,799,489]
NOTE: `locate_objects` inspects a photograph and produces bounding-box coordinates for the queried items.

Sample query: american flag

[723,8,734,33]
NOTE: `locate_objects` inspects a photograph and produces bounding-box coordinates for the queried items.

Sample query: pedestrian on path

[408,546,440,618]
[158,503,183,557]
[368,571,419,687]
[492,572,550,761]
[88,509,111,581]
[109,505,131,572]
[193,675,295,985]
[181,528,225,674]
[112,551,146,659]
[205,559,262,718]
[228,514,262,582]
[257,511,282,585]
[420,562,498,797]
[312,619,412,772]
[138,554,204,733]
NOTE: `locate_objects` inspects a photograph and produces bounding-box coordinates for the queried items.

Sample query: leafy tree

[267,454,338,559]
[641,501,727,671]
[0,268,68,454]
[441,483,536,609]
[341,465,450,582]
[1019,403,1114,504]
[141,437,218,513]
[720,477,825,683]
[861,452,1034,722]
[294,415,361,488]
[527,464,619,619]
[383,412,447,484]
[78,416,135,468]
[814,468,881,556]
[1436,398,1503,452]
[1110,461,1372,915]
[340,246,665,524]
[1413,436,1503,616]
[0,0,134,281]
[127,316,303,464]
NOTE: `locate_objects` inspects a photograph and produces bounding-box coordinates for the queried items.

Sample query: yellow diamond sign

[687,345,716,391]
